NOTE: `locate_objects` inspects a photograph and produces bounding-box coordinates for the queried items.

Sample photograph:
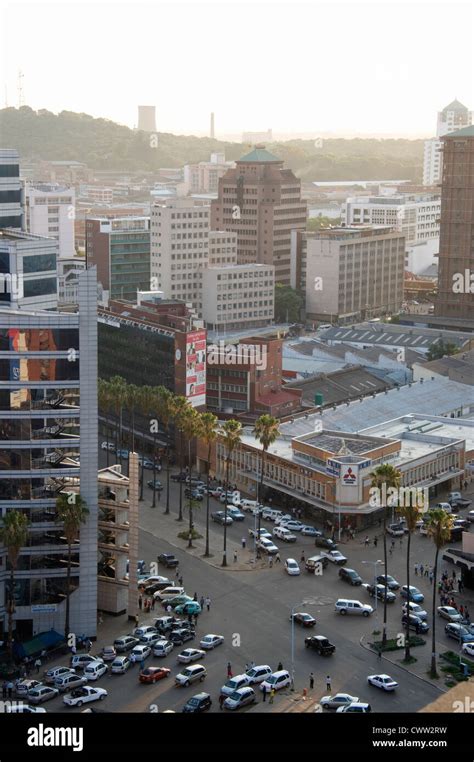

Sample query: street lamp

[290,598,317,691]
[362,560,384,617]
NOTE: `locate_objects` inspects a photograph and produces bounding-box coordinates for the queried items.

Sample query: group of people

[138,595,156,613]
[414,563,435,583]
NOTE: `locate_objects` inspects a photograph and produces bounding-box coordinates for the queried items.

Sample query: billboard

[185,330,206,408]
[341,464,358,487]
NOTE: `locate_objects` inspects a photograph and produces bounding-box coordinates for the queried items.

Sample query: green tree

[274,284,304,323]
[109,376,128,468]
[0,510,29,661]
[219,420,242,567]
[180,407,202,548]
[55,493,89,639]
[369,464,401,648]
[307,215,341,230]
[254,414,280,535]
[425,508,453,677]
[397,496,425,661]
[154,387,175,516]
[171,396,191,522]
[198,412,219,557]
[426,340,458,361]
[137,385,155,502]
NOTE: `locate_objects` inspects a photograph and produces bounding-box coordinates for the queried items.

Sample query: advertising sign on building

[185,330,206,408]
[341,464,358,487]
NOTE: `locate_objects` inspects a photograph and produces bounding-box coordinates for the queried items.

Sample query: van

[240,499,261,512]
[335,599,373,617]
[154,586,185,602]
[264,509,284,523]
[305,555,329,573]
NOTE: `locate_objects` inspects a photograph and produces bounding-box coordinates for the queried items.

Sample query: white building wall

[26,184,75,258]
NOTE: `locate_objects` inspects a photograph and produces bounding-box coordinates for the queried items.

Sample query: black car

[449,498,471,509]
[365,584,396,603]
[171,473,187,482]
[315,536,338,551]
[402,614,429,634]
[304,635,336,655]
[169,629,195,645]
[147,479,163,490]
[158,553,179,568]
[184,489,203,501]
[376,574,400,590]
[144,581,172,595]
[182,692,212,713]
[339,568,362,586]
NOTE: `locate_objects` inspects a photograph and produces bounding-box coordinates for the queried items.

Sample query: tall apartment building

[150,200,209,312]
[341,194,440,245]
[183,154,233,195]
[0,149,24,229]
[85,216,150,302]
[0,229,58,311]
[26,183,75,258]
[423,99,472,186]
[436,125,474,321]
[211,146,307,284]
[0,267,98,640]
[202,263,274,331]
[303,226,405,324]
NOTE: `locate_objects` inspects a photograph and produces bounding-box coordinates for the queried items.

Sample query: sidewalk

[359,633,448,693]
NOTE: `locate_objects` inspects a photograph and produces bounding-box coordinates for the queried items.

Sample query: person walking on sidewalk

[200,596,205,611]
[269,688,275,704]
[262,684,267,702]
[138,595,143,611]
[219,694,225,710]
[414,563,418,576]
[241,537,246,550]
[309,673,314,690]
[227,662,233,679]
[326,675,331,692]
[205,596,211,612]
[34,657,41,674]
[234,550,238,563]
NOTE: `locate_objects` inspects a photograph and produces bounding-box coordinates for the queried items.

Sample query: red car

[139,667,171,684]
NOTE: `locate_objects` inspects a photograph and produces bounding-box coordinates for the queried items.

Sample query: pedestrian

[429,570,434,583]
[241,537,247,550]
[200,596,205,610]
[166,604,172,613]
[35,657,41,674]
[139,659,145,672]
[277,661,283,671]
[269,688,275,704]
[134,614,139,627]
[206,596,211,612]
[452,570,457,580]
[414,563,418,575]
[193,592,198,601]
[326,675,331,692]
[424,567,429,578]
[301,552,305,563]
[194,613,199,626]
[460,605,465,618]
[151,597,155,611]
[234,550,238,563]
[275,552,281,563]
[138,594,143,611]
[71,644,77,656]
[87,639,92,653]
[219,694,225,710]
[269,556,273,568]
[465,606,470,623]
[309,673,314,690]
[262,684,267,702]
[179,576,183,586]
[98,611,104,625]
[227,662,232,678]
[175,568,180,579]
[373,536,378,547]
[420,564,424,576]
[364,536,369,547]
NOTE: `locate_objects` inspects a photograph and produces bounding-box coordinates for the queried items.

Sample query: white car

[256,537,279,555]
[220,674,249,697]
[301,525,322,537]
[260,670,291,692]
[367,674,398,691]
[15,679,42,697]
[278,520,303,532]
[200,634,224,650]
[335,599,373,617]
[6,704,47,713]
[82,660,108,681]
[403,602,428,620]
[111,656,131,674]
[285,558,301,576]
[273,526,297,542]
[243,665,272,685]
[28,685,59,704]
[437,606,464,623]
[134,625,158,639]
[320,693,359,710]
[130,644,152,662]
[177,648,206,664]
[461,642,474,658]
[336,702,372,713]
[322,550,347,565]
[223,686,256,710]
[174,664,207,687]
[248,528,271,539]
[153,640,174,657]
[63,686,108,707]
[155,586,185,601]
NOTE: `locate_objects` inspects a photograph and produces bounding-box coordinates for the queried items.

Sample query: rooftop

[443,125,474,139]
[236,146,282,164]
[320,323,472,350]
[284,366,393,405]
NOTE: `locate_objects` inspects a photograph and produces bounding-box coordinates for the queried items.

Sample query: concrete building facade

[25,183,75,258]
[0,229,58,311]
[423,99,472,186]
[0,149,24,230]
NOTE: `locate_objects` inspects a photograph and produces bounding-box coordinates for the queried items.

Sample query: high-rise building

[137,105,157,132]
[25,183,75,258]
[0,229,58,311]
[302,226,405,324]
[341,194,440,245]
[0,149,24,229]
[211,146,307,284]
[85,216,151,302]
[435,125,474,321]
[201,262,274,331]
[423,99,472,186]
[0,267,98,640]
[183,155,233,195]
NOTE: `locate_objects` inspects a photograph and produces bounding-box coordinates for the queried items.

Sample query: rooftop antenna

[17,70,24,108]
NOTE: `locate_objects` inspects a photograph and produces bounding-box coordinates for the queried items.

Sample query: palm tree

[254,415,279,535]
[137,385,154,501]
[220,420,242,567]
[369,463,401,648]
[109,376,127,469]
[125,383,140,455]
[180,407,202,548]
[171,396,191,522]
[155,387,174,516]
[426,507,453,677]
[98,379,113,467]
[397,496,424,661]
[55,493,89,639]
[199,412,219,557]
[0,510,29,661]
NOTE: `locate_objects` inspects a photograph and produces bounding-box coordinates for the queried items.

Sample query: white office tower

[423,99,471,186]
[26,183,76,258]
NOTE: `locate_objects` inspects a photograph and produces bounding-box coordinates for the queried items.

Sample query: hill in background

[0,107,423,182]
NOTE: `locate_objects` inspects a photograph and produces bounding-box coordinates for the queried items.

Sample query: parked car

[305,555,328,573]
[6,704,47,713]
[260,670,291,692]
[248,527,271,539]
[284,558,301,576]
[386,523,405,537]
[301,525,322,537]
[227,507,245,521]
[177,648,206,664]
[63,686,107,707]
[154,616,179,634]
[453,518,470,530]
[400,585,424,603]
[15,679,42,697]
[184,488,203,501]
[111,655,131,674]
[243,665,272,685]
[320,693,359,710]
[273,526,297,542]
[147,479,163,490]
[130,644,152,663]
[256,537,279,555]
[224,686,256,710]
[163,595,193,610]
[402,614,429,634]
[219,491,240,505]
[376,574,400,590]
[445,623,474,643]
[211,511,233,526]
[154,586,185,602]
[335,599,373,617]
[70,654,104,671]
[28,685,59,704]
[139,457,155,469]
[134,625,158,640]
[100,645,117,662]
[44,666,75,685]
[83,660,108,681]
[402,602,427,619]
[175,601,201,616]
[467,510,474,523]
[220,674,249,698]
[55,673,87,693]
[200,634,224,650]
[339,568,362,586]
[139,575,170,590]
[182,692,212,713]
[139,667,170,684]
[367,674,398,691]
[315,537,338,551]
[336,702,372,713]
[437,605,464,623]
[171,472,187,482]
[363,583,396,603]
[169,629,195,646]
[290,612,316,627]
[322,550,347,565]
[175,664,207,687]
[304,635,336,656]
[153,640,174,658]
[114,635,139,653]
[461,642,474,658]
[116,449,129,459]
[277,520,303,533]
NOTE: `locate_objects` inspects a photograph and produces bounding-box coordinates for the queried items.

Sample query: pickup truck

[304,635,336,656]
[305,555,329,573]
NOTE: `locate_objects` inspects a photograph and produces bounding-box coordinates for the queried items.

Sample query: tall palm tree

[155,387,174,516]
[125,384,140,454]
[55,493,89,639]
[220,420,242,567]
[109,376,127,469]
[369,463,401,648]
[180,407,201,548]
[199,412,219,557]
[171,396,191,522]
[397,496,424,661]
[137,385,154,502]
[0,510,29,661]
[254,415,279,535]
[426,507,453,677]
[98,379,113,467]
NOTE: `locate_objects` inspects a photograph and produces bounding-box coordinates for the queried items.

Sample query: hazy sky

[1,0,473,138]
